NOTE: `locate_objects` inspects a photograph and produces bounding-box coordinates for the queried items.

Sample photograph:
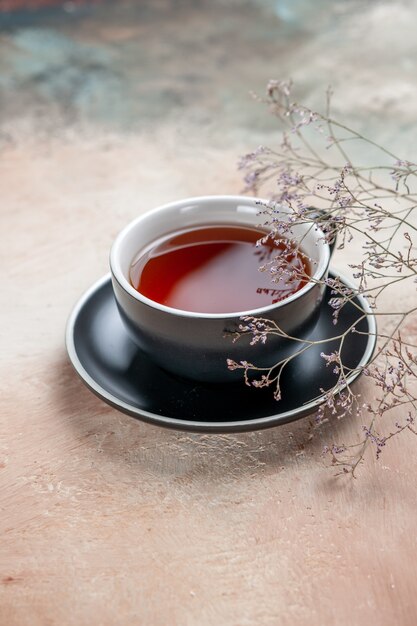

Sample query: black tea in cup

[130,225,311,314]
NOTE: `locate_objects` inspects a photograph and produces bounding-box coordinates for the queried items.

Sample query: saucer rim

[65,271,377,433]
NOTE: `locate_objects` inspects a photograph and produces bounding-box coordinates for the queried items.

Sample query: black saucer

[66,272,376,433]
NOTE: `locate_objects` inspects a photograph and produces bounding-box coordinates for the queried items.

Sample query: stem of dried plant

[233,80,417,476]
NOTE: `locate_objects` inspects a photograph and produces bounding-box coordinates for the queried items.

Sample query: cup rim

[110,194,331,319]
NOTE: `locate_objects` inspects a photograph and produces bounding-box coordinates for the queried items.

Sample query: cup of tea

[110,195,332,383]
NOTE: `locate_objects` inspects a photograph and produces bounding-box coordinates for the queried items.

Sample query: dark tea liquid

[130,225,310,314]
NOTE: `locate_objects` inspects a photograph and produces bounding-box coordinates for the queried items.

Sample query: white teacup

[110,195,331,383]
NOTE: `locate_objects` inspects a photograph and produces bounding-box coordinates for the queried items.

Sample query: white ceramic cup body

[110,195,330,383]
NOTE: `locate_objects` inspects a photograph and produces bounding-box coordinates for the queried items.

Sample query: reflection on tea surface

[130,225,310,314]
